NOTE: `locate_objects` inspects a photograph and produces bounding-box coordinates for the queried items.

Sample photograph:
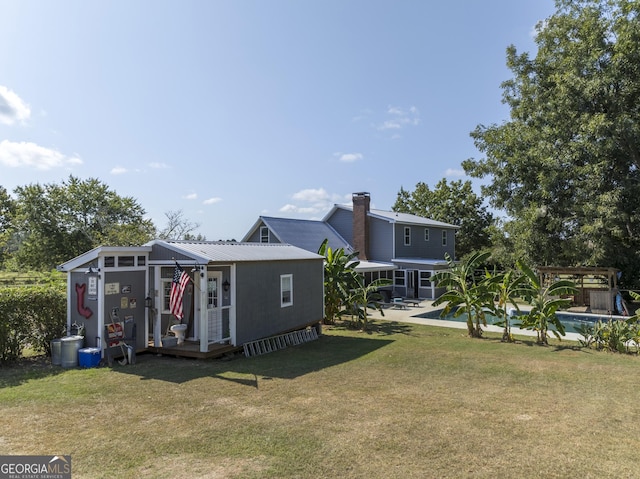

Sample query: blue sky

[0,0,555,241]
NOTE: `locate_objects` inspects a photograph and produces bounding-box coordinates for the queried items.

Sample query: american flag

[169,263,190,320]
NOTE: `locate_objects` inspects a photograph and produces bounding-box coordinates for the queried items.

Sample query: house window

[281,274,293,307]
[419,271,431,288]
[424,228,430,241]
[260,226,269,243]
[442,230,447,246]
[404,227,411,246]
[394,270,405,287]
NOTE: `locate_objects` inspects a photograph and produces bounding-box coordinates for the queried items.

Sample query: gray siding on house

[234,259,324,345]
[245,221,283,244]
[393,224,455,260]
[326,208,353,245]
[368,217,394,262]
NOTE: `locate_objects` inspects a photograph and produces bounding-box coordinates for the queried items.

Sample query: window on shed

[137,256,146,266]
[161,279,172,313]
[281,274,293,307]
[442,230,447,246]
[118,256,135,267]
[260,226,269,243]
[424,228,430,241]
[104,256,115,268]
[394,270,406,286]
[404,227,411,246]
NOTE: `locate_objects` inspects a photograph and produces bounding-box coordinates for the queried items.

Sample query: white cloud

[0,140,82,170]
[279,204,297,213]
[203,197,222,205]
[149,162,170,169]
[282,189,348,216]
[334,152,363,163]
[183,193,197,200]
[377,105,420,131]
[445,168,465,177]
[292,188,330,203]
[0,86,31,125]
[110,166,127,175]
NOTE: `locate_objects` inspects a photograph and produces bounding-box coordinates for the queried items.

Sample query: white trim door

[206,271,223,345]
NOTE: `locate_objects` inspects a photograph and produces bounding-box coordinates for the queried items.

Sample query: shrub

[0,285,66,362]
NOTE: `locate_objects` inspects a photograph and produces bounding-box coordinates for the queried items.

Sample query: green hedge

[0,285,66,363]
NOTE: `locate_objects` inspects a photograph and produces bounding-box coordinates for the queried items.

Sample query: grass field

[1,320,639,478]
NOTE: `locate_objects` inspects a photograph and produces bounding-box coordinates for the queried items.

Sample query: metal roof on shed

[147,240,323,264]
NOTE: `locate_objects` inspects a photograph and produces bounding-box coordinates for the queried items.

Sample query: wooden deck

[146,340,242,359]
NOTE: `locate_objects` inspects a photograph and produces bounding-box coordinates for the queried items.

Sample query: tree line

[396,0,640,288]
[0,176,205,271]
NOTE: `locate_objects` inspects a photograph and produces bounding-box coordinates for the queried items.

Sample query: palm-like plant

[432,251,493,338]
[487,268,529,342]
[344,275,392,330]
[517,260,578,345]
[318,239,360,324]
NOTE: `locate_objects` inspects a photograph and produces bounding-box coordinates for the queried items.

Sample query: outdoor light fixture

[223,279,230,292]
[145,296,153,309]
[191,265,205,278]
[85,265,100,275]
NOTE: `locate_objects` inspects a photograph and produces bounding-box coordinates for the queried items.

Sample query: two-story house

[242,192,458,299]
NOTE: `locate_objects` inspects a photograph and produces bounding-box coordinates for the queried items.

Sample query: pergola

[537,266,620,313]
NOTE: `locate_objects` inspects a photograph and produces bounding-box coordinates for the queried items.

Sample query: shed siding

[234,259,324,344]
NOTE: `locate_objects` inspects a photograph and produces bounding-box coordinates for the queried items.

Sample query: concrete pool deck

[366,300,583,342]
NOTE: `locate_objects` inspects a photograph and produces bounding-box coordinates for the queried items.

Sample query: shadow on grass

[114,333,394,385]
[0,355,67,388]
[328,319,415,336]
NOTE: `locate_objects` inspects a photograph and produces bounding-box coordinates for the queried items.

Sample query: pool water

[416,308,625,334]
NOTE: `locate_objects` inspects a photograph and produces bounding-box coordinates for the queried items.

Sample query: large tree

[463,0,640,284]
[393,179,494,259]
[0,186,16,268]
[11,176,155,270]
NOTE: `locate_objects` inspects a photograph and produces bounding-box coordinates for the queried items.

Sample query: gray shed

[58,240,325,359]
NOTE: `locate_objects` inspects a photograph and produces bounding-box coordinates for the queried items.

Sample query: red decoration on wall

[75,283,93,319]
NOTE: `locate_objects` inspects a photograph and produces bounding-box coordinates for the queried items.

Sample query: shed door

[207,271,223,343]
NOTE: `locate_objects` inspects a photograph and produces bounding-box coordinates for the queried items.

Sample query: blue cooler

[78,347,101,368]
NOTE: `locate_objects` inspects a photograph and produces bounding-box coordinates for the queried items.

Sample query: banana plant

[318,239,361,324]
[517,260,578,345]
[486,268,529,342]
[432,251,494,338]
[344,275,392,330]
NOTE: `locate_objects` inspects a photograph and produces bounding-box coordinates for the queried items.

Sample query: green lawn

[1,321,639,478]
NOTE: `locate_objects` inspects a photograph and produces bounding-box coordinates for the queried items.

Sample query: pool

[415,308,626,334]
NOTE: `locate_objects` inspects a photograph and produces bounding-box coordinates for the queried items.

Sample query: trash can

[78,347,101,368]
[50,338,62,366]
[60,335,84,368]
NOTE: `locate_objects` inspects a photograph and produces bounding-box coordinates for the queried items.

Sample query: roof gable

[243,216,353,254]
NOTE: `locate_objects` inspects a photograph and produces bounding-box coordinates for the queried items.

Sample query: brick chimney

[352,192,370,260]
